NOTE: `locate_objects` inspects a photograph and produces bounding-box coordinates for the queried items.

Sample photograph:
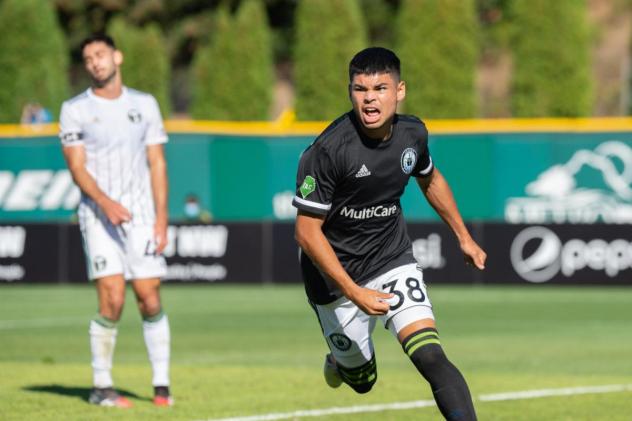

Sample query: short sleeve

[59,102,84,148]
[415,146,434,177]
[412,124,434,177]
[144,96,168,145]
[292,144,338,215]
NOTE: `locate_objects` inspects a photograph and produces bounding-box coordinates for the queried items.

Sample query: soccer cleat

[88,387,133,408]
[323,353,343,388]
[153,386,174,407]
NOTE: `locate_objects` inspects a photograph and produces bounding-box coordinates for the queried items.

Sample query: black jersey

[292,111,434,304]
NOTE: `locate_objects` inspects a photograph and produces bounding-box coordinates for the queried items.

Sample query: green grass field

[1,284,631,420]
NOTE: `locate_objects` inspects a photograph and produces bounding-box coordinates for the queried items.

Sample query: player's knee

[338,356,378,394]
[101,298,125,321]
[139,299,161,318]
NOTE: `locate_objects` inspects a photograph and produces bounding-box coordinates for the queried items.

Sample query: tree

[190,1,274,120]
[397,0,479,119]
[108,18,172,116]
[511,0,592,117]
[0,0,69,122]
[294,0,367,121]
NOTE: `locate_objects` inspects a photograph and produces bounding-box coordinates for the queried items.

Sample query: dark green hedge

[108,18,171,117]
[396,0,479,119]
[293,0,367,121]
[0,0,69,122]
[190,1,274,120]
[511,0,592,117]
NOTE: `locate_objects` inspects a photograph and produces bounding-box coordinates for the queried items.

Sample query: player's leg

[89,275,131,407]
[395,317,476,420]
[313,298,378,394]
[83,224,132,407]
[131,277,172,405]
[127,225,171,405]
[381,264,476,420]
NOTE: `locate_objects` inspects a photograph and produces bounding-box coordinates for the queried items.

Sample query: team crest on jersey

[93,256,107,272]
[300,175,316,199]
[128,109,142,123]
[401,148,417,174]
[329,333,352,351]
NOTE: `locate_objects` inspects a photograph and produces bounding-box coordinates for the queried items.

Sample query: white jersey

[59,87,168,228]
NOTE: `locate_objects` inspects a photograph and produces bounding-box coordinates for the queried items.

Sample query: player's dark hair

[349,47,400,82]
[80,34,116,53]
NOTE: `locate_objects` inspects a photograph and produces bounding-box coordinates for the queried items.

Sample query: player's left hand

[153,217,168,254]
[460,238,486,270]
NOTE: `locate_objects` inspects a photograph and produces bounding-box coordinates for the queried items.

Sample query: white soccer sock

[143,313,171,386]
[89,318,118,388]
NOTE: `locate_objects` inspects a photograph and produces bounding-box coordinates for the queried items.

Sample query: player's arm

[147,144,168,254]
[416,168,486,269]
[295,210,392,315]
[62,145,131,225]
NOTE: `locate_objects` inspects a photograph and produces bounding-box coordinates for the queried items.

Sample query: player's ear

[397,80,406,102]
[113,50,124,66]
[348,83,353,101]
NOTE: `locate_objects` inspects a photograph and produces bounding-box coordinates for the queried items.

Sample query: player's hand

[348,286,394,316]
[98,197,131,225]
[153,216,168,254]
[461,238,486,270]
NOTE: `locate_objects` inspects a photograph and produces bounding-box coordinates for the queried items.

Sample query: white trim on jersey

[293,196,332,211]
[418,157,434,175]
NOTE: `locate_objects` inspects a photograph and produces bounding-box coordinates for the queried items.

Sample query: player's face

[82,42,122,87]
[349,72,405,140]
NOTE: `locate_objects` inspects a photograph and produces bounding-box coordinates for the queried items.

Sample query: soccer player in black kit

[292,47,486,421]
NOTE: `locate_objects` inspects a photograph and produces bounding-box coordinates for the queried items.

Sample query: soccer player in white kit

[59,34,172,408]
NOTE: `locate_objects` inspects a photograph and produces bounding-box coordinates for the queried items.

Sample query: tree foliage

[108,18,172,116]
[397,0,479,119]
[190,1,274,120]
[0,0,69,122]
[293,0,367,121]
[511,0,592,117]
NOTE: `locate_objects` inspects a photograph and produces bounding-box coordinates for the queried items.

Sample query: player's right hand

[99,197,131,225]
[348,286,393,316]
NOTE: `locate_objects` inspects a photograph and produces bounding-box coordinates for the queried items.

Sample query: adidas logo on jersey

[355,164,371,178]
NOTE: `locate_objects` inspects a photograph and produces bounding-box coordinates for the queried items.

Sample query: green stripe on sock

[341,371,377,385]
[339,365,376,381]
[143,310,165,323]
[404,331,439,354]
[406,338,441,357]
[93,314,117,329]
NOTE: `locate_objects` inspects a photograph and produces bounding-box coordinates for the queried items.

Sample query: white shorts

[313,263,434,368]
[80,222,167,281]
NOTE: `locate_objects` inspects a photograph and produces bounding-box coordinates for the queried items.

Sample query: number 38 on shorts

[374,264,431,314]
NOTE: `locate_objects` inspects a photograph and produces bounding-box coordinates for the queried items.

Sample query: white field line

[197,384,632,421]
[0,316,85,330]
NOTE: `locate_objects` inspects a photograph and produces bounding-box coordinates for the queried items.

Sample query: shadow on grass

[23,384,149,403]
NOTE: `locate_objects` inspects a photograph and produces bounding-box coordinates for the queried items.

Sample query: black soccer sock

[402,328,477,421]
[337,354,377,394]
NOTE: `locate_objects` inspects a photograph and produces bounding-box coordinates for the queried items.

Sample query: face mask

[184,202,200,218]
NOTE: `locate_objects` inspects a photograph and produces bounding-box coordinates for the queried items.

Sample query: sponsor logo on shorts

[340,204,398,220]
[329,333,352,351]
[93,256,107,272]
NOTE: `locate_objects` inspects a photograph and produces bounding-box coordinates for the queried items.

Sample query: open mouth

[363,107,381,124]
